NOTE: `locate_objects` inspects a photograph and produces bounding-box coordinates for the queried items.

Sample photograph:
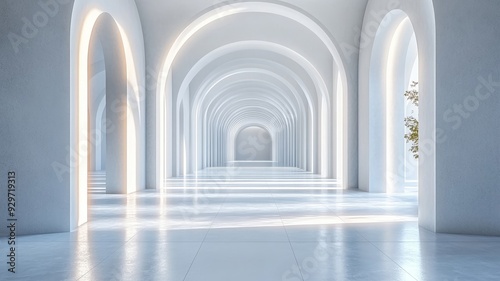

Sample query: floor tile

[185,242,300,281]
[79,242,201,281]
[289,242,417,281]
[204,226,289,242]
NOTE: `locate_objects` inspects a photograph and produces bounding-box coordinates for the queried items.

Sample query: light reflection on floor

[2,167,500,280]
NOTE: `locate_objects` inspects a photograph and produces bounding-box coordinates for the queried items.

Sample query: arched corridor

[2,0,500,280]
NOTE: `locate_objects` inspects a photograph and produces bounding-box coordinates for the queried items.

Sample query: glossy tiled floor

[2,167,500,280]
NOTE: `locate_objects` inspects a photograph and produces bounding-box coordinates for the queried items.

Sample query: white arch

[176,41,328,111]
[156,2,349,187]
[69,0,145,228]
[363,10,418,193]
[199,86,302,171]
[190,60,309,171]
[174,42,326,176]
[184,43,320,174]
[358,0,436,229]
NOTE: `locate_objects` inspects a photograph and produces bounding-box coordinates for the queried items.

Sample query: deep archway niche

[69,0,145,228]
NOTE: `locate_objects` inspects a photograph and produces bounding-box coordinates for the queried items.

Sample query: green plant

[404,81,419,159]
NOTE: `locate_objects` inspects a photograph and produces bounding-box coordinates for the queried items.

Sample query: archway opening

[156,2,350,186]
[87,35,107,194]
[369,10,419,193]
[87,13,128,196]
[404,54,419,191]
[71,7,142,227]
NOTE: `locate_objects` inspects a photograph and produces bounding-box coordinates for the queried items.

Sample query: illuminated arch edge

[358,1,436,201]
[69,0,145,228]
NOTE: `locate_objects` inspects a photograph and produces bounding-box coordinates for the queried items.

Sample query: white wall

[0,0,74,235]
[0,0,146,235]
[433,0,500,235]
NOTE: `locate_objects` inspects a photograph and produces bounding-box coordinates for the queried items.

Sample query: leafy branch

[404,81,419,159]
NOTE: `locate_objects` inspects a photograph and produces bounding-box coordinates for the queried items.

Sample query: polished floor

[2,168,500,280]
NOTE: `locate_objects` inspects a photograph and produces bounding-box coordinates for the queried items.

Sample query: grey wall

[235,126,273,161]
[434,0,500,235]
[0,0,74,235]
